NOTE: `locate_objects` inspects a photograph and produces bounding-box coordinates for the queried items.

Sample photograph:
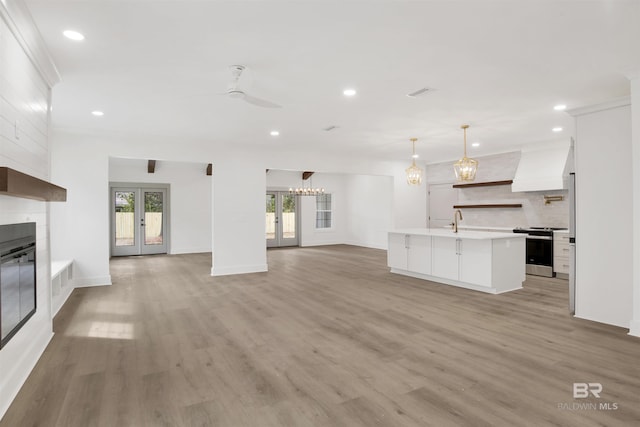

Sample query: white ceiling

[25,0,640,163]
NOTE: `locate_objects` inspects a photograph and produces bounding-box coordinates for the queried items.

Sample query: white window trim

[315,193,333,230]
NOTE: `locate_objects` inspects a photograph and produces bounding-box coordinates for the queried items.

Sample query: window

[316,194,332,229]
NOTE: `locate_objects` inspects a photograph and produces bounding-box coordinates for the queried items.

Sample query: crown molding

[566,96,631,117]
[0,0,61,88]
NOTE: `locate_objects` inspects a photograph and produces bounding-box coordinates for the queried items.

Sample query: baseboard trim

[574,311,630,330]
[0,326,53,420]
[170,247,211,255]
[628,320,640,338]
[343,240,388,250]
[71,275,112,288]
[211,264,268,277]
[52,285,74,317]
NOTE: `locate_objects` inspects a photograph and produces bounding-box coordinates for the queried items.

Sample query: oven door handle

[525,235,552,240]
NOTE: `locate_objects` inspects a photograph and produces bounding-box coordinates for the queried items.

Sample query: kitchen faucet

[453,209,463,233]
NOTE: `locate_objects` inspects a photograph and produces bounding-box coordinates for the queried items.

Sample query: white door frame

[110,183,170,256]
[266,191,300,248]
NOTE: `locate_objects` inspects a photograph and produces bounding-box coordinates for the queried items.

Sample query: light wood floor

[2,245,640,426]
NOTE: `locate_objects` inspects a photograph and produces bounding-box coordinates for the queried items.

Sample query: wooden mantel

[0,167,67,201]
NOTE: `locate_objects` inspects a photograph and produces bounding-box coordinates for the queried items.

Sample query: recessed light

[552,127,563,132]
[270,130,280,136]
[553,104,567,111]
[412,154,419,159]
[63,30,85,41]
[343,88,357,97]
[471,142,480,147]
[91,111,104,116]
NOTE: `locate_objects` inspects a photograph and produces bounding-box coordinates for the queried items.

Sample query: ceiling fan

[220,65,282,108]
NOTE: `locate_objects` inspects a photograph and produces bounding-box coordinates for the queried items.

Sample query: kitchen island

[388,228,526,294]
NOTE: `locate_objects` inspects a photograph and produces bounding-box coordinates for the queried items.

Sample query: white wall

[344,174,393,249]
[49,123,420,287]
[265,170,347,246]
[426,152,570,228]
[298,173,347,247]
[109,158,212,255]
[391,161,427,229]
[266,170,393,249]
[572,100,633,328]
[0,2,59,418]
[50,136,112,287]
[211,152,267,275]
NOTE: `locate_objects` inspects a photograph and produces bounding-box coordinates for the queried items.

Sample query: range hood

[511,140,572,192]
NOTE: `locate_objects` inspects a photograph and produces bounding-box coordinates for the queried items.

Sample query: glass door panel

[266,192,298,248]
[115,191,136,247]
[144,191,164,245]
[266,193,277,247]
[281,194,296,241]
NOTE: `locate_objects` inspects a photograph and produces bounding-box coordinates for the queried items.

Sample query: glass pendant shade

[406,162,423,185]
[454,124,478,182]
[406,138,423,185]
[453,156,478,182]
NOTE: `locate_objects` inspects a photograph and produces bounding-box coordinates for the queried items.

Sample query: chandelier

[289,172,325,196]
[453,124,478,182]
[406,138,423,185]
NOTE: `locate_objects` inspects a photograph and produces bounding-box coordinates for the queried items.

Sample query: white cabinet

[388,233,408,270]
[432,237,492,287]
[459,239,492,287]
[388,229,525,294]
[432,237,459,280]
[553,230,570,277]
[387,233,431,275]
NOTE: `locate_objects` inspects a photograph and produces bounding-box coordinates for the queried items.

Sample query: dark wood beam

[302,171,314,180]
[148,160,156,173]
[0,167,67,202]
[206,163,213,176]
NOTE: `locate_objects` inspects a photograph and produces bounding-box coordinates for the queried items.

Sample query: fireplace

[0,223,37,349]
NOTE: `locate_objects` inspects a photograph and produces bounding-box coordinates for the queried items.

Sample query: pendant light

[288,173,325,196]
[405,138,423,185]
[453,124,478,182]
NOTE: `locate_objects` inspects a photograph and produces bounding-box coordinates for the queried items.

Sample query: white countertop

[452,225,515,232]
[389,228,524,240]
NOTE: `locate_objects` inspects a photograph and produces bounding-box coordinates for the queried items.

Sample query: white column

[627,69,640,336]
[210,153,268,276]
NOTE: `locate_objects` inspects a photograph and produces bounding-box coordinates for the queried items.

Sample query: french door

[266,192,299,247]
[111,186,168,256]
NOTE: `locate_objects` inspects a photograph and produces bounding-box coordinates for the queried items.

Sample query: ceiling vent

[406,87,435,98]
[323,125,339,131]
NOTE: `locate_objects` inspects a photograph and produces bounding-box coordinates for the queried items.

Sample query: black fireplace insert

[0,222,37,349]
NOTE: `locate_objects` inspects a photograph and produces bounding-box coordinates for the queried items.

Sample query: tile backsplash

[426,151,569,229]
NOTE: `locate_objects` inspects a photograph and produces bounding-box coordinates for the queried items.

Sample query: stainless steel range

[513,227,567,277]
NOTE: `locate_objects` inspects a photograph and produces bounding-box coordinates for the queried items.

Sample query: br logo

[573,383,602,398]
